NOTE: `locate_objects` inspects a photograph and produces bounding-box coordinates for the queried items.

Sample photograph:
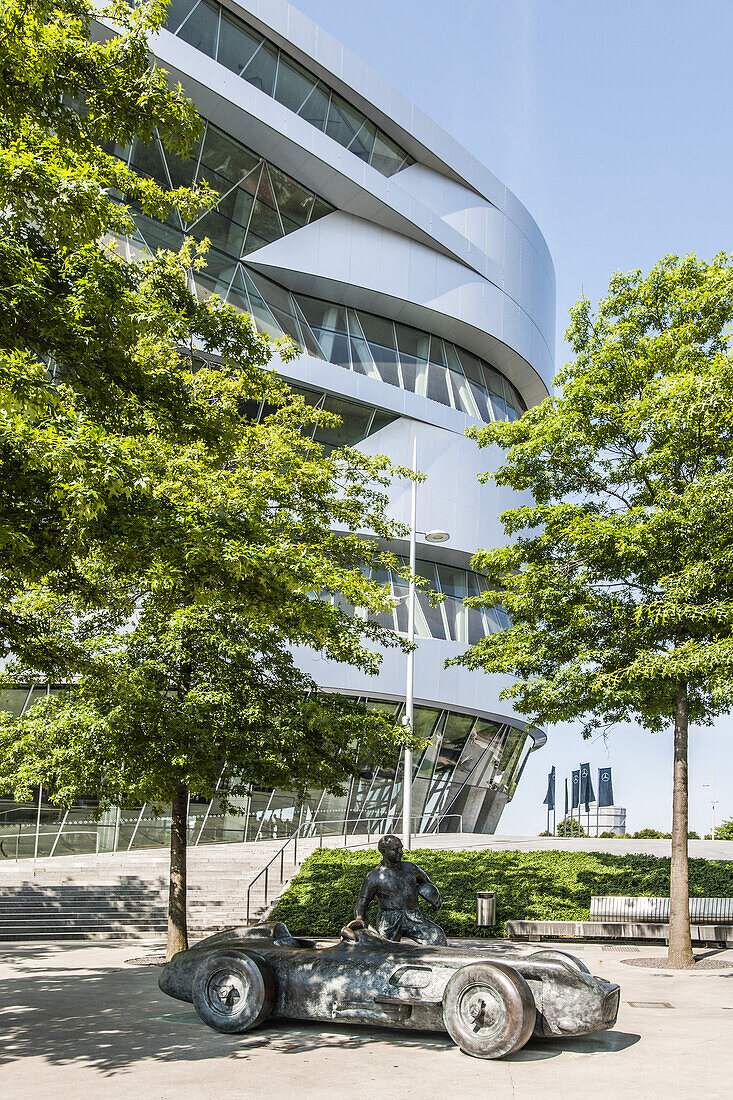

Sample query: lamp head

[424,530,450,543]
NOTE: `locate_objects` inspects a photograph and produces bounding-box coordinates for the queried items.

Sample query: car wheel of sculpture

[442,961,536,1059]
[192,951,275,1033]
[529,949,591,975]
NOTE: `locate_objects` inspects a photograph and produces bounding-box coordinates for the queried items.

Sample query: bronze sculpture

[342,833,447,945]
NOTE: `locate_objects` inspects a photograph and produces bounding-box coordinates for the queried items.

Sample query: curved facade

[102,0,555,838]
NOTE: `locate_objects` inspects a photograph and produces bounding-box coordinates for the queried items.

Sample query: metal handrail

[245,813,464,922]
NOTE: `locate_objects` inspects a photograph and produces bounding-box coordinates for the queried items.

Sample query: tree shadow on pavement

[0,954,641,1077]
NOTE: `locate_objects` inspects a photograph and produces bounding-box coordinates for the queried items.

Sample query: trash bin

[477,891,496,927]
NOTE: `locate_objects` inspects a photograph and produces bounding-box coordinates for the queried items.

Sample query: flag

[564,778,569,817]
[571,769,580,809]
[580,762,595,811]
[543,766,556,810]
[598,767,614,807]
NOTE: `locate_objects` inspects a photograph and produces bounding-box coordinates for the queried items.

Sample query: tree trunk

[667,679,694,968]
[167,783,189,960]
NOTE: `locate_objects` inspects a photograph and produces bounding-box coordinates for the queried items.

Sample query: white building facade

[0,1,558,850]
[123,0,557,838]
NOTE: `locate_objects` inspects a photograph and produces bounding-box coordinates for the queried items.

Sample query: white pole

[113,805,121,853]
[402,437,417,852]
[712,763,716,841]
[33,784,43,861]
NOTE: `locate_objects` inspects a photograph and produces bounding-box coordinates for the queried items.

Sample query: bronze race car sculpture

[159,921,621,1059]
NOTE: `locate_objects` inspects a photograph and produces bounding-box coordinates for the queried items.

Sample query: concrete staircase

[0,840,306,940]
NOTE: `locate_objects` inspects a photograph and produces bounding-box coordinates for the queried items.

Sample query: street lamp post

[401,437,450,852]
[703,764,718,841]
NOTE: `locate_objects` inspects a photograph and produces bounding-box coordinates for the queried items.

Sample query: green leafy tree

[711,819,733,841]
[0,374,416,957]
[0,0,234,657]
[0,0,415,957]
[453,254,733,967]
[555,817,585,838]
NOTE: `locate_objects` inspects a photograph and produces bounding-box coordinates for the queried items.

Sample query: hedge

[269,847,733,937]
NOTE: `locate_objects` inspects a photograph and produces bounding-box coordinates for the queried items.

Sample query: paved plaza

[1,939,731,1099]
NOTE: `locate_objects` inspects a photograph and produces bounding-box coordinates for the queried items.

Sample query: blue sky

[298,0,732,835]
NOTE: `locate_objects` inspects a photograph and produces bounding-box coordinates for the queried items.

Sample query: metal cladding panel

[104,0,558,833]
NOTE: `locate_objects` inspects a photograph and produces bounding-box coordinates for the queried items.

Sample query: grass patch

[269,847,733,937]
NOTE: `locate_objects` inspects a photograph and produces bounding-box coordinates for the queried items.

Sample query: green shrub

[269,847,733,938]
[556,817,585,837]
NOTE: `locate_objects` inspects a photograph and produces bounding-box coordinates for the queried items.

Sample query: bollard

[476,890,496,927]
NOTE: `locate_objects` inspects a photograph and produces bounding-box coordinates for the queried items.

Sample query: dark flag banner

[543,766,556,809]
[564,778,569,817]
[598,767,614,807]
[580,762,595,811]
[571,769,580,809]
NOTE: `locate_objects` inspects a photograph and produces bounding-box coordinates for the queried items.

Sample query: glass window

[347,311,379,378]
[217,11,261,75]
[292,300,326,358]
[436,565,467,598]
[467,380,493,421]
[415,588,446,640]
[309,196,333,222]
[177,0,219,56]
[189,207,246,259]
[315,330,350,366]
[367,410,395,436]
[241,39,278,96]
[241,270,280,333]
[299,83,330,131]
[358,313,400,387]
[0,688,32,719]
[434,713,475,774]
[426,361,451,406]
[269,167,314,232]
[244,198,283,252]
[165,0,200,34]
[213,175,256,231]
[315,395,373,450]
[168,2,413,177]
[445,354,479,416]
[274,54,317,114]
[134,212,185,254]
[325,93,364,149]
[395,324,430,363]
[198,125,260,190]
[297,296,346,336]
[348,119,377,164]
[370,131,408,176]
[225,268,253,315]
[128,138,169,187]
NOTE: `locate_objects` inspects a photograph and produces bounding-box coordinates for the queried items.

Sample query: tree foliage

[0,0,413,748]
[0,0,416,955]
[454,255,733,727]
[453,254,733,965]
[0,0,250,657]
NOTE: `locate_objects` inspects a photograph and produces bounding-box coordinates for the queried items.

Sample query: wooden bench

[506,895,733,946]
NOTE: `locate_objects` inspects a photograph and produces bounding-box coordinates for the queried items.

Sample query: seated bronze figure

[342,833,447,945]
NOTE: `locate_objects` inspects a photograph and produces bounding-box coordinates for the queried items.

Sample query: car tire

[442,961,536,1059]
[529,949,592,974]
[192,951,275,1034]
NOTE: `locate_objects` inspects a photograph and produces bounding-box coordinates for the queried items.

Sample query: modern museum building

[0,0,556,853]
